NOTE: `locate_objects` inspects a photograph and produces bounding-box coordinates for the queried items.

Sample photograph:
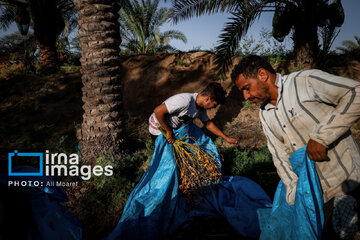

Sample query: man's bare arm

[204,120,238,145]
[154,103,175,144]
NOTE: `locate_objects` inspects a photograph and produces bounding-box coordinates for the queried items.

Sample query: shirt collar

[261,73,283,111]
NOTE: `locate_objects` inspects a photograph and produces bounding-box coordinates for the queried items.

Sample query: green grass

[173,57,189,67]
[217,144,279,199]
[241,100,256,110]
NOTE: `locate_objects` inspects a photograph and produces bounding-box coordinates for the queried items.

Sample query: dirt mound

[120,52,264,146]
[122,52,223,118]
[121,52,360,148]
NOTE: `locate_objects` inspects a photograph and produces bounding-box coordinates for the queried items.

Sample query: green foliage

[120,0,187,55]
[235,28,290,60]
[336,35,360,58]
[56,14,81,66]
[215,73,227,81]
[219,145,271,176]
[0,0,75,45]
[171,0,345,73]
[217,144,279,198]
[189,46,202,52]
[241,100,256,110]
[173,57,189,67]
[84,137,155,209]
[0,31,38,73]
[76,143,153,239]
[60,65,81,73]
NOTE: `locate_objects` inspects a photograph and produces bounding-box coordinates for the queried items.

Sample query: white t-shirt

[149,93,209,135]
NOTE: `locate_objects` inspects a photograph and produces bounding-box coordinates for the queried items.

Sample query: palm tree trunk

[29,0,59,74]
[38,42,58,73]
[292,23,320,69]
[74,0,124,164]
[292,1,320,69]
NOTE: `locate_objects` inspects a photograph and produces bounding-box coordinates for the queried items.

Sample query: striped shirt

[260,69,360,205]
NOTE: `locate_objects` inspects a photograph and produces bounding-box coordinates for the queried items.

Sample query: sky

[158,0,360,52]
[1,0,359,52]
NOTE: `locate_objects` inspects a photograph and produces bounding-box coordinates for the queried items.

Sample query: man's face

[235,73,271,105]
[203,97,218,109]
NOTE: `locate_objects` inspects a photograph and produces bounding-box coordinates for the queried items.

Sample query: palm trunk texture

[293,23,320,69]
[29,0,59,74]
[292,1,321,68]
[74,0,124,164]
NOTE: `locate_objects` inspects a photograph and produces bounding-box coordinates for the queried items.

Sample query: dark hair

[231,55,276,83]
[200,82,226,105]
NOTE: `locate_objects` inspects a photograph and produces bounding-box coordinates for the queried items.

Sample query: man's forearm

[205,121,228,140]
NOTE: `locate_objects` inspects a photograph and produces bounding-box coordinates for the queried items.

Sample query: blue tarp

[257,146,324,240]
[107,123,272,240]
[1,167,82,240]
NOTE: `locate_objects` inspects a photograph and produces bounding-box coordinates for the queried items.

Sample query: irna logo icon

[8,150,43,176]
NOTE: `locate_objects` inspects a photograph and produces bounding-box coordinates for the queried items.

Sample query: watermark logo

[7,150,113,181]
[8,150,43,176]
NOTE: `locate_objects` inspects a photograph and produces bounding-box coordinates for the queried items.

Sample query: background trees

[0,0,76,73]
[170,0,345,72]
[337,35,360,58]
[120,0,187,54]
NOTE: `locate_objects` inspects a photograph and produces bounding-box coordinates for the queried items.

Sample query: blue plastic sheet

[107,123,272,240]
[257,146,324,240]
[1,167,82,240]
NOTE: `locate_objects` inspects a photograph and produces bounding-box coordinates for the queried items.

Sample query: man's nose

[243,91,250,100]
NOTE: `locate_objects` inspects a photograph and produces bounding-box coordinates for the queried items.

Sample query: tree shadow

[211,84,244,131]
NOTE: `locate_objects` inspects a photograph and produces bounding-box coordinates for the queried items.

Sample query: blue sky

[159,0,360,51]
[1,0,359,52]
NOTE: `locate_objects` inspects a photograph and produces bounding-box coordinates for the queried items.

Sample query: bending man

[232,55,360,239]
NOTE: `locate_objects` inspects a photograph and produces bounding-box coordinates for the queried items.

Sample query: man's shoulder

[282,69,327,86]
[167,93,195,103]
[164,93,195,109]
[292,69,327,78]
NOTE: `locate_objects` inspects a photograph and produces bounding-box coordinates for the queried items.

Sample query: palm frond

[215,1,269,73]
[355,35,360,46]
[0,5,16,30]
[171,0,239,24]
[162,30,187,43]
[120,0,187,54]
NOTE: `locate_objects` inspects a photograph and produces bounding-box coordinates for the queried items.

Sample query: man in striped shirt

[232,55,360,238]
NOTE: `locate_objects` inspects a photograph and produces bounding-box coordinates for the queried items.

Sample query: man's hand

[225,137,238,145]
[166,130,175,144]
[306,139,329,161]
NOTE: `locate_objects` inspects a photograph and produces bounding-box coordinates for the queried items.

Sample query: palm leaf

[171,0,238,24]
[162,30,187,43]
[120,0,187,54]
[0,5,16,30]
[215,1,269,73]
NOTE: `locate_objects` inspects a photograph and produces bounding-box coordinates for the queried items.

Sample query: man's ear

[257,68,269,82]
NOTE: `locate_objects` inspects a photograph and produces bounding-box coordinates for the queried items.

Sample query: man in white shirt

[149,82,238,145]
[232,55,360,239]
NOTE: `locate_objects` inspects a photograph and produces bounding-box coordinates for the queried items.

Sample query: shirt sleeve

[260,110,299,205]
[164,94,190,115]
[305,71,360,147]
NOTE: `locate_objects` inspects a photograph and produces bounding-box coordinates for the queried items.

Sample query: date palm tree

[120,0,187,54]
[336,35,360,55]
[170,0,344,72]
[74,0,124,164]
[0,0,75,73]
